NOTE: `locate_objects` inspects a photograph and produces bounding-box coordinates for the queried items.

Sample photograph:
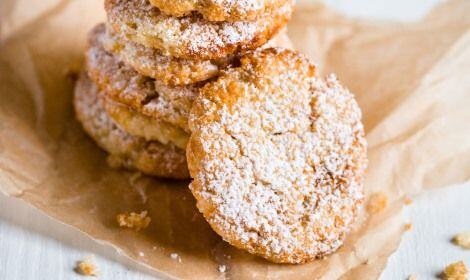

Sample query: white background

[1,0,469,279]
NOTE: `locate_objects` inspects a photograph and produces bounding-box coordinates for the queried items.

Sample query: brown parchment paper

[0,0,469,279]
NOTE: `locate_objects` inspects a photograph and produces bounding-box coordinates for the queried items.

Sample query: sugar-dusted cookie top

[105,0,293,60]
[187,48,367,263]
[149,0,291,22]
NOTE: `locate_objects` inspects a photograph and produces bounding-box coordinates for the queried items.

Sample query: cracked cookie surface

[187,48,367,263]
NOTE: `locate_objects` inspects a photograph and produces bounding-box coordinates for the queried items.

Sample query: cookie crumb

[116,211,151,231]
[367,192,388,214]
[441,261,468,280]
[405,223,413,231]
[218,265,227,273]
[75,256,98,276]
[138,252,145,257]
[453,232,470,249]
[404,197,413,205]
[408,275,418,280]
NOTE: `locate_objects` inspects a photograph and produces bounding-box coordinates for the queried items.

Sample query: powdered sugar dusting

[100,24,228,86]
[150,0,287,22]
[188,49,367,263]
[105,0,293,59]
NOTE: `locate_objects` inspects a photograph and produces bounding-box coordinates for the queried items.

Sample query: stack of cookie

[75,0,368,264]
[74,0,295,179]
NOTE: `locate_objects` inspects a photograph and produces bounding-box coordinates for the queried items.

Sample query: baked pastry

[187,48,367,263]
[99,24,231,86]
[105,0,293,60]
[100,24,293,86]
[85,26,198,133]
[86,24,294,134]
[102,97,189,149]
[148,0,291,22]
[74,73,189,179]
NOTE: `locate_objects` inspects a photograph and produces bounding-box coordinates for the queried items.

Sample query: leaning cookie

[187,48,367,263]
[85,26,198,133]
[105,0,293,60]
[148,0,291,22]
[74,73,189,179]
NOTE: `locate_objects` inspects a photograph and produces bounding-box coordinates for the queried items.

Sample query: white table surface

[2,0,469,279]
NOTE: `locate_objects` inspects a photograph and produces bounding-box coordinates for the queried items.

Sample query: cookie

[100,24,294,86]
[99,24,231,86]
[105,0,293,60]
[187,48,367,263]
[148,0,291,22]
[74,73,189,179]
[102,97,189,150]
[85,26,198,133]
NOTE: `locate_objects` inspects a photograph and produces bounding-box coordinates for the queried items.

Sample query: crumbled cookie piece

[404,197,413,205]
[116,211,151,231]
[453,233,470,249]
[405,223,413,231]
[75,256,99,276]
[441,261,468,280]
[367,192,388,214]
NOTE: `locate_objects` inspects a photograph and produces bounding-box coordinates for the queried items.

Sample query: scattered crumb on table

[405,223,413,231]
[441,261,468,280]
[453,232,470,249]
[218,265,227,273]
[75,255,98,277]
[116,211,151,231]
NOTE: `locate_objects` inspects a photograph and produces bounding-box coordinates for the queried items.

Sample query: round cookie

[99,24,232,86]
[105,0,293,60]
[148,0,290,22]
[74,73,189,179]
[187,48,367,263]
[99,24,294,86]
[85,26,198,133]
[102,98,189,150]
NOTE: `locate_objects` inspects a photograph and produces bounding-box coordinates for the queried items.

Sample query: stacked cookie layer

[74,0,294,179]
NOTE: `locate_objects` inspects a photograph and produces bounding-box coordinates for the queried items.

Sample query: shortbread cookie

[148,0,291,22]
[99,24,231,86]
[74,73,189,179]
[105,0,293,60]
[85,26,198,133]
[100,24,293,86]
[102,98,189,150]
[187,48,367,263]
